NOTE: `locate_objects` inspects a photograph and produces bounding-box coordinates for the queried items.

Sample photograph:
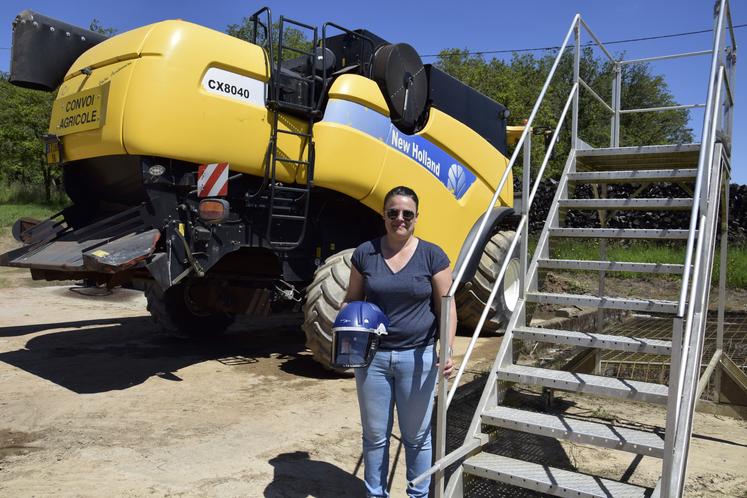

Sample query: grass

[0,203,65,228]
[546,239,747,289]
[0,183,68,206]
[0,184,68,233]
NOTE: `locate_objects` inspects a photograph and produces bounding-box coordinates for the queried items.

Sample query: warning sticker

[198,163,229,197]
[49,84,108,136]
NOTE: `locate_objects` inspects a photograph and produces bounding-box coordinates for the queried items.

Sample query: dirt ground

[0,242,746,496]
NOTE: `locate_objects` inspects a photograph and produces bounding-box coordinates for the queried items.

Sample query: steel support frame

[428,1,736,495]
[662,142,726,496]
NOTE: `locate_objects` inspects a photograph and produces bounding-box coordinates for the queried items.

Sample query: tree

[436,49,693,178]
[89,19,117,37]
[226,18,313,62]
[0,73,57,201]
[0,19,118,204]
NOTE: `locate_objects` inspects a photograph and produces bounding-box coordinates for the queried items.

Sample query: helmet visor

[332,328,379,368]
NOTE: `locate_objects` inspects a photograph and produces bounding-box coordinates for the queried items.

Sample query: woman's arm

[432,266,457,377]
[344,266,365,304]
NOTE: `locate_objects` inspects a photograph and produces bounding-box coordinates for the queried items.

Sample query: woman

[344,185,457,498]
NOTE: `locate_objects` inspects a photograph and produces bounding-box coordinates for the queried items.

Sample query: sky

[1,0,744,183]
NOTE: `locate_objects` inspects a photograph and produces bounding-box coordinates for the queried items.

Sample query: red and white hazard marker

[197,162,229,197]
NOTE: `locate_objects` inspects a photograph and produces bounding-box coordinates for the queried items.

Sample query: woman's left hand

[437,355,455,378]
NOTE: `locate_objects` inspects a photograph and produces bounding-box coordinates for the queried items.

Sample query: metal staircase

[412,1,740,497]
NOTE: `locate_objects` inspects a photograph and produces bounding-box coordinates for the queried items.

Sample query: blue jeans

[355,344,437,498]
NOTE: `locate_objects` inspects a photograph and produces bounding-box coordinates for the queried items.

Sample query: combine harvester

[3,2,745,496]
[2,8,520,370]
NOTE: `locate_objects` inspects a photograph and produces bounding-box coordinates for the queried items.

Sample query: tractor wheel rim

[503,258,521,313]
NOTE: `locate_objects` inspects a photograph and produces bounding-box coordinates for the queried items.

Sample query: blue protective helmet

[332,301,389,368]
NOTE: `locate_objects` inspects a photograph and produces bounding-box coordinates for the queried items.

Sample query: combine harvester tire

[302,249,355,372]
[456,230,520,334]
[145,282,235,337]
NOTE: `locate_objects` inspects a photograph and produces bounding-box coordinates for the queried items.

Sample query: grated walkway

[599,312,747,398]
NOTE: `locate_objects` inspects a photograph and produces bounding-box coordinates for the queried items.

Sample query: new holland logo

[197,163,229,197]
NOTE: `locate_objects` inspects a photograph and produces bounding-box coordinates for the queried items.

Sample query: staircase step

[575,144,700,170]
[274,185,308,193]
[496,365,668,404]
[558,198,692,211]
[463,453,653,497]
[271,213,306,221]
[276,128,313,138]
[567,168,697,183]
[276,157,311,166]
[527,291,678,313]
[513,326,672,355]
[482,406,664,457]
[537,258,685,274]
[549,227,691,240]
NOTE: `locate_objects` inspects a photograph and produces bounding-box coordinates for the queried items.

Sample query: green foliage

[720,245,747,289]
[550,239,747,289]
[0,17,115,205]
[89,19,118,37]
[436,48,694,178]
[226,18,313,62]
[0,182,68,205]
[0,73,59,202]
[0,203,64,228]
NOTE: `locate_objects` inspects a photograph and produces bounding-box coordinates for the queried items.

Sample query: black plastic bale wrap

[10,10,108,91]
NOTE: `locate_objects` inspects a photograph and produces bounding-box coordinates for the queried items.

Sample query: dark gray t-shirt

[351,238,450,350]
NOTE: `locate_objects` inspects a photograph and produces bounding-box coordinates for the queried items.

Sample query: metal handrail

[446,14,580,297]
[619,49,712,65]
[620,103,705,114]
[677,0,729,317]
[661,1,735,495]
[663,67,728,497]
[444,84,577,408]
[579,18,616,62]
[578,78,614,112]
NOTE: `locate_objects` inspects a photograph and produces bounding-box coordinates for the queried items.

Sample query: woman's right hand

[436,354,454,378]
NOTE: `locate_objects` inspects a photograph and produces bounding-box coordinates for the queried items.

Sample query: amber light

[199,199,229,223]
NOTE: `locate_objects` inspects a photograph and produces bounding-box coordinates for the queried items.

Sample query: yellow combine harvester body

[50,20,511,261]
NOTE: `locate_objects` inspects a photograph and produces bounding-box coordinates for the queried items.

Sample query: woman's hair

[383,186,419,211]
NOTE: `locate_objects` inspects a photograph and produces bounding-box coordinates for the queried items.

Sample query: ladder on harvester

[250,8,318,251]
[413,2,741,497]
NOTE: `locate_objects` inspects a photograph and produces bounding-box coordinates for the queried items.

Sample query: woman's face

[383,195,418,239]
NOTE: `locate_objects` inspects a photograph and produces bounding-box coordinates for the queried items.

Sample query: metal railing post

[613,63,622,147]
[725,44,737,142]
[572,20,580,147]
[678,0,727,317]
[434,294,452,498]
[716,174,729,402]
[521,133,531,304]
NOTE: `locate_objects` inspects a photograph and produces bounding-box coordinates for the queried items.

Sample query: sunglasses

[385,208,416,221]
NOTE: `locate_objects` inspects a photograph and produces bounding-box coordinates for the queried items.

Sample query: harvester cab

[2,7,518,370]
